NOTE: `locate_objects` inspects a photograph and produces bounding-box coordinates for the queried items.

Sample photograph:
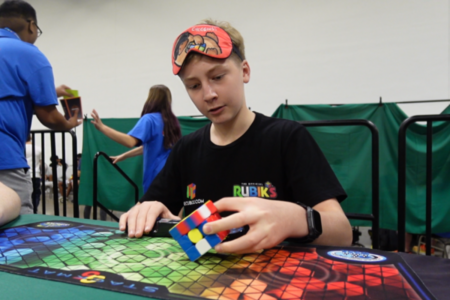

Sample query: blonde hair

[179,19,246,73]
[198,18,246,60]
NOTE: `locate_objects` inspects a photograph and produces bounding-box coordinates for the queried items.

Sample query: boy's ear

[242,60,251,84]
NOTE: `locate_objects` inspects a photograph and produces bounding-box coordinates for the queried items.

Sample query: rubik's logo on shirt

[233,181,277,198]
[187,183,196,199]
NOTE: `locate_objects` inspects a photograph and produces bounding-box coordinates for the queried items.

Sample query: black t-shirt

[142,112,347,216]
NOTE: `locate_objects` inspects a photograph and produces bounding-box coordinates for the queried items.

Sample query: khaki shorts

[0,169,33,214]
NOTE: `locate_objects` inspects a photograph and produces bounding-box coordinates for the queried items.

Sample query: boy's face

[179,55,250,125]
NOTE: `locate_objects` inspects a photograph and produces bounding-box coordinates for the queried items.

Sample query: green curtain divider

[78,116,210,212]
[79,106,450,234]
[272,103,450,234]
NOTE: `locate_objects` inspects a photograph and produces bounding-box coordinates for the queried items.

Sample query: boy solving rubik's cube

[169,201,229,261]
[119,18,352,255]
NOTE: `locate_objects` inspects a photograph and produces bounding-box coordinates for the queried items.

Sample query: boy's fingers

[169,213,181,220]
[204,213,247,235]
[121,202,178,238]
[216,231,264,254]
[126,207,138,237]
[214,197,246,212]
[119,212,128,231]
[134,204,152,238]
[143,208,158,234]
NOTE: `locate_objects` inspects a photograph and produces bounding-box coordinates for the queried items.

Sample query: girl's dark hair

[141,85,181,149]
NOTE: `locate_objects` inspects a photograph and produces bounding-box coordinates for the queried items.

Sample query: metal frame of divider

[299,120,380,250]
[93,151,139,221]
[30,130,78,217]
[397,114,450,255]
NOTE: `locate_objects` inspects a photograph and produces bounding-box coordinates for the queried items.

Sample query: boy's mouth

[209,106,225,113]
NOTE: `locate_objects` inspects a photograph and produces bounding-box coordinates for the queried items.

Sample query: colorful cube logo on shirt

[169,200,229,261]
[187,183,196,200]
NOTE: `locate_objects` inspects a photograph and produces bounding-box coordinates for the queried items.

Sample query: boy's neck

[210,108,255,146]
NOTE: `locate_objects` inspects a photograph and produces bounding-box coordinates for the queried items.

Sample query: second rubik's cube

[169,200,229,261]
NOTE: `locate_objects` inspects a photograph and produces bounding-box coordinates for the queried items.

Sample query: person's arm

[204,197,351,254]
[110,146,143,164]
[0,182,21,226]
[310,199,352,245]
[90,109,138,148]
[34,105,80,131]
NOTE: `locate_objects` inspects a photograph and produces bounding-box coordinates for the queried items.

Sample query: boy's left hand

[202,197,308,254]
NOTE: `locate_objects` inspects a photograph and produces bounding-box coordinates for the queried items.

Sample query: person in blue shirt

[91,84,182,191]
[0,0,80,214]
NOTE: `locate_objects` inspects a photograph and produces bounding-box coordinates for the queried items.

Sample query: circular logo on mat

[36,222,71,228]
[327,250,386,262]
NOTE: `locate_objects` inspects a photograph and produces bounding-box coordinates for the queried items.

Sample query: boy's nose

[202,83,217,102]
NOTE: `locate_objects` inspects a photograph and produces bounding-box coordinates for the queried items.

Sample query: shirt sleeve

[23,48,58,107]
[127,114,156,146]
[139,137,184,215]
[283,124,347,207]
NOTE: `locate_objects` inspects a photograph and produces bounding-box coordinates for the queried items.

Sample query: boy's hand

[119,201,181,238]
[203,197,308,254]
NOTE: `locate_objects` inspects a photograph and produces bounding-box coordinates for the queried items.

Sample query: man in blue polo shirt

[0,0,80,214]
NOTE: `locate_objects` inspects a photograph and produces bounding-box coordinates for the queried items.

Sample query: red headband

[172,25,242,75]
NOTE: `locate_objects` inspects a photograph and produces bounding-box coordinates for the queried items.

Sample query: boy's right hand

[119,201,180,238]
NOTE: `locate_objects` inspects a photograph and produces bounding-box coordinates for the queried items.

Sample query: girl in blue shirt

[91,85,181,191]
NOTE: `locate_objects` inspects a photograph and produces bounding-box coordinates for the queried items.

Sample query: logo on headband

[173,31,223,67]
[172,25,234,75]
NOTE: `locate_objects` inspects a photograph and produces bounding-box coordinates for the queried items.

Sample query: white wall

[27,0,450,161]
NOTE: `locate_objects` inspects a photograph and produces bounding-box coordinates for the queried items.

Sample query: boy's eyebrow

[182,64,224,82]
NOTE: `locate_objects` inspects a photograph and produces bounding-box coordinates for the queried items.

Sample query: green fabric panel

[272,103,450,233]
[178,116,210,136]
[79,118,144,211]
[78,116,209,212]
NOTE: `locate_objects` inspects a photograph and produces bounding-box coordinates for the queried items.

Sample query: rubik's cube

[169,200,229,261]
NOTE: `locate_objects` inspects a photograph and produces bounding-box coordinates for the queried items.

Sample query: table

[1,214,449,300]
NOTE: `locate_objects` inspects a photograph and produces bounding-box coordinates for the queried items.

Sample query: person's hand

[90,109,105,131]
[119,201,181,238]
[55,84,73,98]
[67,108,81,128]
[110,153,126,164]
[203,197,307,254]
